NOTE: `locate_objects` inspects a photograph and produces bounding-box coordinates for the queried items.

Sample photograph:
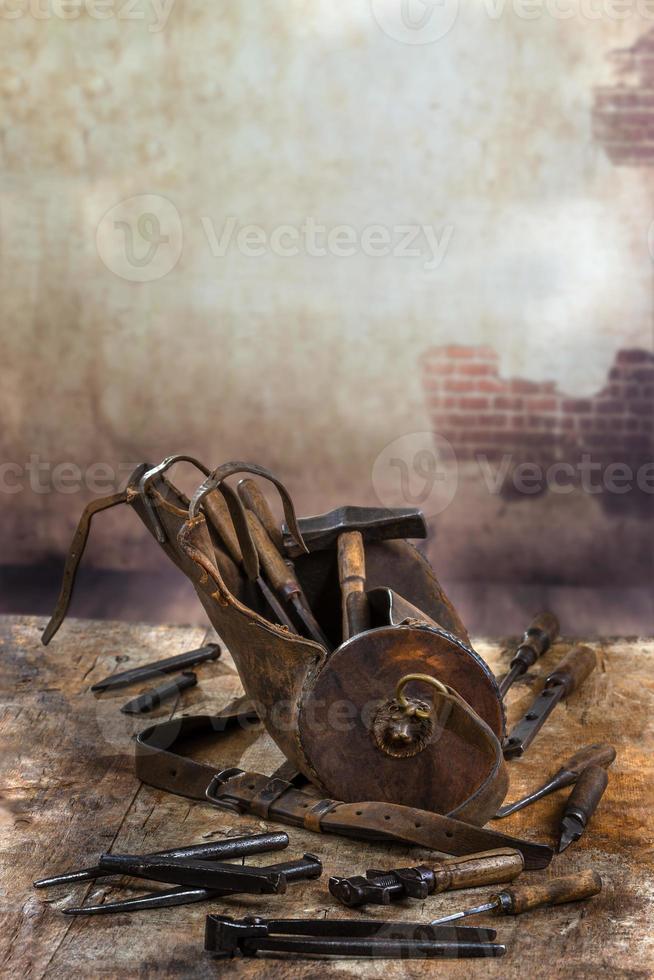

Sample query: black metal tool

[97,853,287,894]
[498,612,560,698]
[558,765,609,852]
[34,833,288,889]
[495,744,615,818]
[329,848,524,909]
[430,870,602,926]
[64,853,322,916]
[205,915,506,959]
[503,645,597,759]
[120,670,197,714]
[91,643,221,693]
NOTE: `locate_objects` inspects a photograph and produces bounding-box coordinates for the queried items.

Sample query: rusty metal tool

[120,670,197,715]
[282,505,427,641]
[91,643,221,693]
[329,848,524,909]
[558,765,609,852]
[244,509,331,649]
[495,744,616,818]
[498,612,560,698]
[34,832,289,889]
[97,853,288,894]
[203,481,296,631]
[64,854,322,916]
[205,915,506,959]
[503,645,597,759]
[429,870,602,926]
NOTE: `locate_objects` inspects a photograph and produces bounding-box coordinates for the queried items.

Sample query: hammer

[282,506,427,642]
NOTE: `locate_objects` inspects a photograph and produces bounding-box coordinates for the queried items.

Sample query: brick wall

[422,345,654,468]
[594,29,654,165]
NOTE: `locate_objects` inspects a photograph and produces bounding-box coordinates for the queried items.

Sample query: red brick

[475,414,507,427]
[495,396,523,411]
[444,346,477,359]
[596,399,624,414]
[510,379,541,394]
[562,399,592,413]
[476,379,505,393]
[456,362,497,377]
[459,397,489,410]
[616,349,652,364]
[628,400,653,415]
[632,368,654,383]
[624,384,640,398]
[443,379,470,393]
[525,397,558,412]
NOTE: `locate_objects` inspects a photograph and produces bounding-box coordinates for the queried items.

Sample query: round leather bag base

[298,625,504,816]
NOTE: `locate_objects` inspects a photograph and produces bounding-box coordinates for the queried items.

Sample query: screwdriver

[558,765,609,852]
[495,743,616,818]
[498,612,560,698]
[429,870,602,926]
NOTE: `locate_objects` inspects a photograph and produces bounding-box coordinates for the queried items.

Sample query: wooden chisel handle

[546,644,596,696]
[238,478,284,552]
[493,870,602,914]
[338,530,371,639]
[432,849,524,893]
[203,490,244,567]
[564,765,608,825]
[559,743,616,778]
[246,510,300,599]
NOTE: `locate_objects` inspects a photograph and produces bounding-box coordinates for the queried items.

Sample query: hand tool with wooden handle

[329,848,524,908]
[495,743,615,817]
[430,870,602,925]
[282,505,427,642]
[245,510,332,649]
[498,612,560,698]
[203,485,296,631]
[558,764,609,852]
[503,644,597,759]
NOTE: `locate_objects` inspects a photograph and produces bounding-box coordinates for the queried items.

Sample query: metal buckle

[205,768,247,814]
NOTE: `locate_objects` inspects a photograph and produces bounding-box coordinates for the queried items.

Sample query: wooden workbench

[1,615,652,978]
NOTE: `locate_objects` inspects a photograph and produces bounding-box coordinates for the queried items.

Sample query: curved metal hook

[138,455,210,543]
[188,461,308,556]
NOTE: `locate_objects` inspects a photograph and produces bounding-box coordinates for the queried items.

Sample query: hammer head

[282,506,427,557]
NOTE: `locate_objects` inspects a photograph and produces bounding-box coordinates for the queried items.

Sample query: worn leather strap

[134,709,552,870]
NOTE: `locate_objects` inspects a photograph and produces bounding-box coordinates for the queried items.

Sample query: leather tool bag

[44,457,508,828]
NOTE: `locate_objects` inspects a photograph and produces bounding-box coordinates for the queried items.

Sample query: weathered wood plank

[1,617,652,978]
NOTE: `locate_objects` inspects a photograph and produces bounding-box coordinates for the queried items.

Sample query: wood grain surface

[1,615,652,978]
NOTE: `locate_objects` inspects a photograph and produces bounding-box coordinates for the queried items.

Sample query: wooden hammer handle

[203,490,243,567]
[546,644,596,697]
[337,531,371,640]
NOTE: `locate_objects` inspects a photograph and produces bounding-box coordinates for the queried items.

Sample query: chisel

[498,612,560,698]
[558,764,609,852]
[90,643,221,693]
[503,645,597,759]
[495,743,615,817]
[430,870,602,926]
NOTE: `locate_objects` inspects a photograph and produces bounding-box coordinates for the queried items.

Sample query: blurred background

[2,3,653,637]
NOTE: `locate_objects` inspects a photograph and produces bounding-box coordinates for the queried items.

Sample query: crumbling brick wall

[422,345,653,483]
